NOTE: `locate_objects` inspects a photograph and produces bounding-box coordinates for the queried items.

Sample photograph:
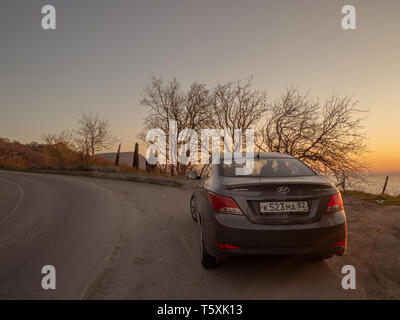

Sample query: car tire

[311,254,333,260]
[190,195,198,222]
[200,228,219,268]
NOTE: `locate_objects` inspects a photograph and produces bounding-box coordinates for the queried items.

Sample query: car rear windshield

[221,158,316,177]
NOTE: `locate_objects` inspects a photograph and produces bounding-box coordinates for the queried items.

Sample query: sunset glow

[1,0,399,171]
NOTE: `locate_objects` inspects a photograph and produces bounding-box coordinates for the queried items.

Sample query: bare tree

[256,88,369,186]
[139,77,269,173]
[138,78,369,183]
[43,130,75,147]
[208,78,269,133]
[207,78,269,154]
[139,77,210,174]
[42,130,76,167]
[75,113,116,165]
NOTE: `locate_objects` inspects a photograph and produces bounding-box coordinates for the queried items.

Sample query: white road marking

[0,178,24,226]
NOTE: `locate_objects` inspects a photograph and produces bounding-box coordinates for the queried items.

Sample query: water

[327,171,400,196]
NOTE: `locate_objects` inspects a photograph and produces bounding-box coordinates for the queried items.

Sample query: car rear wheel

[200,227,219,268]
[190,195,198,222]
[311,254,333,260]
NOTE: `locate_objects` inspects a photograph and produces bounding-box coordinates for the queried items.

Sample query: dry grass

[0,137,114,170]
[342,190,400,206]
[0,138,50,169]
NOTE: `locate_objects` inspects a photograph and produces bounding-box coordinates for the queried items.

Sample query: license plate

[260,201,309,214]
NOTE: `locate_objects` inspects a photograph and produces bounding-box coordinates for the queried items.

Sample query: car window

[221,158,316,177]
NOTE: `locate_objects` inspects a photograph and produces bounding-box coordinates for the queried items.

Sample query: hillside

[0,137,112,170]
[0,138,49,169]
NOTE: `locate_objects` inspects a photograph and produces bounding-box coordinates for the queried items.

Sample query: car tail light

[208,192,243,215]
[333,239,346,247]
[326,192,344,213]
[215,240,241,250]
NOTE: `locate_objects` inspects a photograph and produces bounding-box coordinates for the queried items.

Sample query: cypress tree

[114,143,121,166]
[133,142,139,169]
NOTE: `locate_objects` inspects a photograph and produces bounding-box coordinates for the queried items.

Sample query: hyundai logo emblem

[277,186,290,193]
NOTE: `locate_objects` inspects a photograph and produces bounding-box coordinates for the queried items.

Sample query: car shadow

[178,215,353,299]
[203,255,346,299]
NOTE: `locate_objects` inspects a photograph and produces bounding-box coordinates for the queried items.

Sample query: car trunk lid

[224,176,335,225]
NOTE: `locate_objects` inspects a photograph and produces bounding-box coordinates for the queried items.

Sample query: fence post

[381,176,389,195]
[342,173,346,191]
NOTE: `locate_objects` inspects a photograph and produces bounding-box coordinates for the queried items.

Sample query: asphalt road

[0,171,121,299]
[0,171,398,299]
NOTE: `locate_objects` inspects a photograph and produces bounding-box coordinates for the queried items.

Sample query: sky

[0,0,399,171]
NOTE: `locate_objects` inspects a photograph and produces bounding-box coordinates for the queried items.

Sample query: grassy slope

[343,190,400,206]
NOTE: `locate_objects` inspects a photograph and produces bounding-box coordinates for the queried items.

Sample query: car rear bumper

[213,246,346,258]
[203,211,347,259]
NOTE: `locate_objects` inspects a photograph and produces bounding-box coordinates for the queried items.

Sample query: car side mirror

[187,171,198,180]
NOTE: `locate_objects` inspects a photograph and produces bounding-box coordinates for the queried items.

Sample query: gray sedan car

[188,153,347,268]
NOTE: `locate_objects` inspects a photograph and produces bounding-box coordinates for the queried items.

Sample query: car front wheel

[190,195,198,222]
